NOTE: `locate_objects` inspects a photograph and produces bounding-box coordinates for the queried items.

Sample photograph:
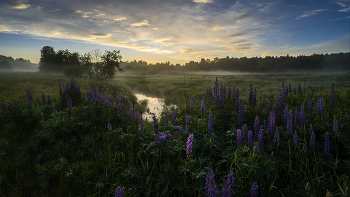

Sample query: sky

[0,0,349,64]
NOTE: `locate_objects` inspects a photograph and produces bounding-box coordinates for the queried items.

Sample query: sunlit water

[134,93,165,121]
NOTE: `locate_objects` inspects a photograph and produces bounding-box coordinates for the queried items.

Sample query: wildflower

[308,93,312,117]
[248,130,253,149]
[42,92,45,104]
[115,186,123,197]
[165,132,174,140]
[270,151,274,158]
[282,106,289,125]
[310,130,316,149]
[127,102,131,122]
[294,109,299,126]
[279,83,286,109]
[293,131,299,147]
[287,109,293,135]
[190,97,194,112]
[324,132,330,157]
[330,83,335,109]
[153,115,158,133]
[67,98,72,109]
[107,119,112,131]
[299,104,306,126]
[205,167,218,197]
[171,109,176,125]
[268,111,275,135]
[148,141,159,149]
[250,182,259,197]
[254,116,259,136]
[317,95,325,118]
[214,78,219,105]
[273,127,280,143]
[236,129,242,147]
[333,117,338,134]
[249,84,253,106]
[265,101,269,121]
[172,126,183,132]
[186,133,194,159]
[208,111,213,135]
[140,118,144,134]
[242,158,246,164]
[221,171,235,197]
[164,113,169,126]
[253,88,257,108]
[186,114,190,134]
[84,121,88,128]
[157,132,167,146]
[242,124,248,140]
[258,128,264,152]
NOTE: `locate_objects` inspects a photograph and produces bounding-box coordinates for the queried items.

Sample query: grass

[0,72,349,196]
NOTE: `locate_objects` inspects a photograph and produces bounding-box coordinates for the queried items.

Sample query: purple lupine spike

[242,124,248,140]
[221,171,235,197]
[42,92,45,104]
[254,116,259,136]
[237,103,243,128]
[251,182,259,197]
[208,111,213,135]
[165,132,174,140]
[158,132,167,146]
[294,109,299,126]
[205,167,218,197]
[164,113,169,126]
[333,117,338,134]
[282,106,289,126]
[249,84,253,106]
[185,114,190,134]
[268,111,275,135]
[140,118,144,134]
[258,127,264,152]
[120,103,122,114]
[134,108,139,126]
[248,130,253,149]
[242,158,246,164]
[171,109,176,125]
[201,97,205,118]
[287,109,293,135]
[310,130,315,149]
[84,121,88,128]
[330,82,335,109]
[47,95,51,105]
[299,104,306,126]
[308,124,313,136]
[292,131,299,147]
[237,129,242,147]
[214,78,219,105]
[186,133,194,159]
[279,83,285,110]
[252,88,257,108]
[317,95,325,119]
[148,141,159,149]
[107,119,112,131]
[172,126,183,132]
[226,86,231,100]
[14,100,19,110]
[115,186,123,197]
[270,151,274,158]
[153,115,158,133]
[273,127,280,143]
[324,132,330,156]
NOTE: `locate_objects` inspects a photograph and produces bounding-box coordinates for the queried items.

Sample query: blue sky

[0,0,349,64]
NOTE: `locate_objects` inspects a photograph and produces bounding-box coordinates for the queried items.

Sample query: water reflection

[135,93,164,121]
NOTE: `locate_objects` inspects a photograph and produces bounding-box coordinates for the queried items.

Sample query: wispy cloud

[7,0,30,9]
[296,9,328,19]
[193,0,213,3]
[131,20,150,26]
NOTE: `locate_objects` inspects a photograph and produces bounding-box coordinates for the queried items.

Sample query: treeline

[121,52,350,74]
[0,55,38,71]
[39,46,123,80]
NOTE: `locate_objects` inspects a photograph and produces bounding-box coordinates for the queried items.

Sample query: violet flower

[242,124,248,140]
[107,119,112,131]
[221,171,235,197]
[186,133,194,159]
[205,167,218,197]
[258,128,264,152]
[292,131,299,147]
[148,141,159,149]
[164,113,169,126]
[324,132,330,157]
[115,187,123,197]
[333,117,338,134]
[236,129,242,147]
[140,118,144,134]
[153,115,158,133]
[250,182,259,197]
[171,109,176,125]
[310,130,315,149]
[208,111,213,135]
[165,132,174,140]
[248,130,253,149]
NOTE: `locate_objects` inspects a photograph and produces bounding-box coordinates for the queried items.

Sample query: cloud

[36,6,42,10]
[131,20,150,26]
[91,33,112,38]
[296,9,328,19]
[8,1,30,9]
[193,0,213,3]
[216,33,245,41]
[184,48,204,54]
[0,25,11,32]
[114,17,127,21]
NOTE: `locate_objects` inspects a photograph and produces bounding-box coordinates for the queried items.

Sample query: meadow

[0,72,349,196]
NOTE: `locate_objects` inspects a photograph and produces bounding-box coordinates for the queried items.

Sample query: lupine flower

[265,101,269,121]
[84,121,88,128]
[42,92,45,104]
[171,109,176,125]
[294,109,300,125]
[330,83,335,109]
[165,132,174,140]
[269,94,273,109]
[132,98,135,110]
[242,158,246,164]
[259,96,262,109]
[221,171,235,197]
[236,129,242,147]
[308,93,312,117]
[186,114,190,134]
[289,83,292,95]
[148,141,159,149]
[134,108,139,126]
[115,186,123,197]
[130,161,135,170]
[208,112,213,135]
[293,131,299,147]
[299,104,306,126]
[279,83,286,109]
[249,84,253,106]
[205,167,218,197]
[185,125,189,134]
[268,111,275,135]
[309,124,313,136]
[14,100,19,110]
[270,151,274,158]
[120,103,123,114]
[274,127,280,143]
[251,182,259,197]
[164,113,169,126]
[242,124,248,140]
[258,128,264,152]
[107,119,112,131]
[214,78,219,105]
[287,109,293,135]
[158,132,167,146]
[248,130,253,149]
[282,106,288,125]
[172,126,183,132]
[333,117,338,134]
[153,115,158,133]
[310,130,316,149]
[324,132,330,157]
[186,133,194,159]
[254,116,259,136]
[317,95,325,118]
[140,118,144,134]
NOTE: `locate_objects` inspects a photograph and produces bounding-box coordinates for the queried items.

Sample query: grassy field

[0,72,349,196]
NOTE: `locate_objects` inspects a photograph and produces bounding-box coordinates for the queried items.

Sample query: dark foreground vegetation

[0,73,349,196]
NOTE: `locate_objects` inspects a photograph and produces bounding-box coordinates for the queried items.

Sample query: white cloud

[0,25,11,32]
[193,0,213,3]
[296,9,328,19]
[9,1,30,9]
[131,20,150,26]
[114,17,127,21]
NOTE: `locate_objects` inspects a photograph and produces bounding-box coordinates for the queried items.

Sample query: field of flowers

[0,73,349,196]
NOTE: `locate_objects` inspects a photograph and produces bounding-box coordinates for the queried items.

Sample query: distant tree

[0,60,13,70]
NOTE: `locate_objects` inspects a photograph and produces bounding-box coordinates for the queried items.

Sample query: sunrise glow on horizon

[0,0,349,65]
